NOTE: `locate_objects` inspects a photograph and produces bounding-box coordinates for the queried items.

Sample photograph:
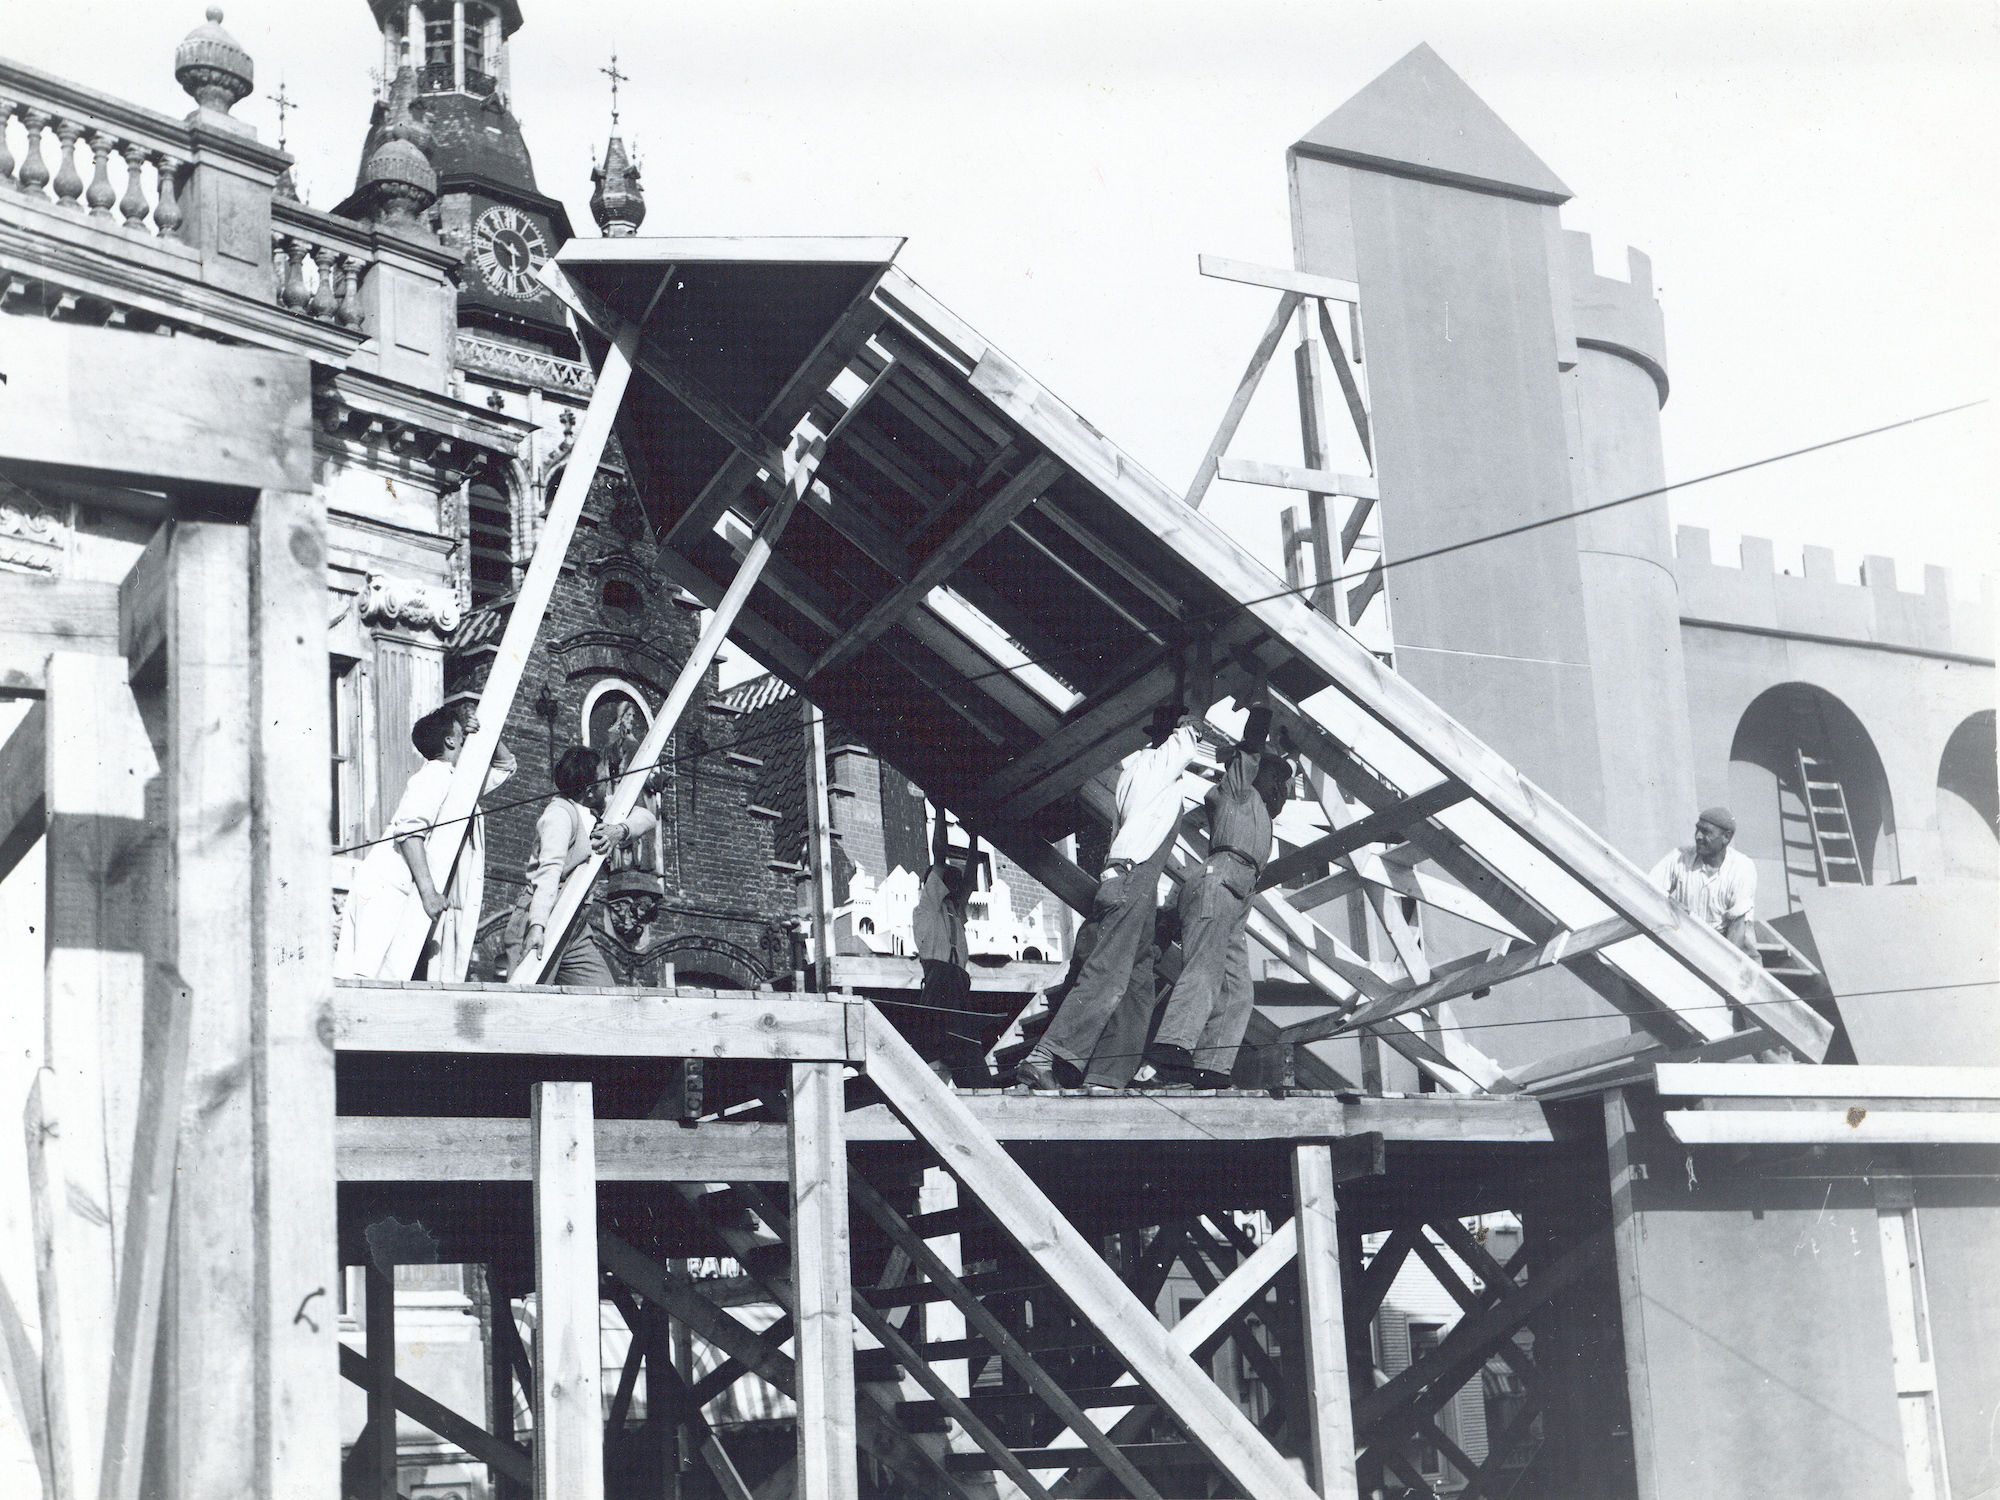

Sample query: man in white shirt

[1649,806,1758,958]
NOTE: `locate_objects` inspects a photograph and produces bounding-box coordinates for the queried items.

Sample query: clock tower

[345,1,575,358]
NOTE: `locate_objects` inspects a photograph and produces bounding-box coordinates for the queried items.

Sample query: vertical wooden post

[802,702,836,991]
[249,489,340,1497]
[1292,1144,1360,1499]
[533,1082,605,1500]
[788,1061,857,1500]
[364,1265,399,1500]
[163,519,258,1500]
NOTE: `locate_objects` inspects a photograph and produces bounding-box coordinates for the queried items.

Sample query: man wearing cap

[1650,807,1759,958]
[1143,689,1292,1089]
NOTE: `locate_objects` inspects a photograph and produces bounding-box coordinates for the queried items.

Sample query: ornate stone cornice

[360,572,462,638]
[0,486,67,576]
[454,332,595,394]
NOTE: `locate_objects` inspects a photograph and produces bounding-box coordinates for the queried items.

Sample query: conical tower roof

[1294,44,1571,204]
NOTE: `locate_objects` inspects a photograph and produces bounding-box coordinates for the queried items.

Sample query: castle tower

[1287,45,1699,1065]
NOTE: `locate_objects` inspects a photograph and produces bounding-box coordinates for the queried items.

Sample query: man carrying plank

[513,745,659,985]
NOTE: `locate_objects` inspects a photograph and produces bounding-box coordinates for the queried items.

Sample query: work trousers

[1041,833,1175,1080]
[1153,849,1257,1076]
[550,929,616,987]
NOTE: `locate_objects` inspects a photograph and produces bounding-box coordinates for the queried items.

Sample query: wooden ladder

[1793,749,1867,885]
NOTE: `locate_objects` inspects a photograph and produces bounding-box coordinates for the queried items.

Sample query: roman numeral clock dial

[472,204,550,300]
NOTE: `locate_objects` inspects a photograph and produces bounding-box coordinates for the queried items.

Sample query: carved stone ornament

[0,486,68,576]
[359,573,463,638]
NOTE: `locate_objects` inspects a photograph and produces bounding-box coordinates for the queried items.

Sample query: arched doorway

[1937,710,1998,880]
[1728,683,1896,912]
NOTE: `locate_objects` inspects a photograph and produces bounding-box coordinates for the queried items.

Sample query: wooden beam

[533,1083,605,1500]
[861,1007,1325,1500]
[1293,1146,1361,1498]
[1217,458,1378,500]
[1185,290,1302,510]
[117,521,169,680]
[0,1267,50,1497]
[25,1069,102,1500]
[0,320,312,493]
[1292,916,1640,1041]
[1199,254,1362,307]
[0,700,45,881]
[1314,298,1374,467]
[248,488,339,1495]
[331,985,866,1061]
[362,1265,397,1500]
[1258,781,1467,891]
[1655,1064,2000,1100]
[0,576,118,696]
[974,647,1179,807]
[514,469,809,984]
[788,1064,858,1500]
[1514,1029,1767,1099]
[803,701,835,991]
[99,966,191,1500]
[1664,1111,2000,1145]
[384,277,656,979]
[823,954,1067,993]
[337,1342,532,1485]
[809,454,1064,679]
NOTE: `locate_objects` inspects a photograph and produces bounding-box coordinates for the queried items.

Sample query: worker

[1015,691,1205,1093]
[1651,806,1759,959]
[336,704,515,981]
[516,745,657,985]
[1142,689,1291,1089]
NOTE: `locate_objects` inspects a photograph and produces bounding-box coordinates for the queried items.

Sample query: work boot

[1193,1069,1234,1091]
[1012,1053,1083,1093]
[1083,1081,1125,1097]
[1142,1041,1200,1086]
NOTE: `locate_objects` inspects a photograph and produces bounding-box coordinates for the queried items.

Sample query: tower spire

[589,48,645,238]
[600,49,628,128]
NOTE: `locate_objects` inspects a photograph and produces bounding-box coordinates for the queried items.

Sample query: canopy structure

[507,235,1835,1097]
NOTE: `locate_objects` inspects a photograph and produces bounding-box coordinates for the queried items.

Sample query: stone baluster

[0,102,16,190]
[17,110,51,197]
[309,245,339,321]
[116,142,151,232]
[335,255,364,328]
[151,152,183,239]
[84,130,117,220]
[50,118,84,210]
[280,235,312,312]
[271,234,291,307]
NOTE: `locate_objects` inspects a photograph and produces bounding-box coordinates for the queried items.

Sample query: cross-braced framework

[0,236,1855,1500]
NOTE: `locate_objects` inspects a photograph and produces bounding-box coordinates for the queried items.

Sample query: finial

[176,5,254,116]
[356,64,437,236]
[267,78,296,152]
[600,49,629,129]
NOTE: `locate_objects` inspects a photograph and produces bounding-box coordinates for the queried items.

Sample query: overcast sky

[18,1,1996,592]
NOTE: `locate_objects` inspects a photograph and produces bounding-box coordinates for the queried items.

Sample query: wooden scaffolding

[0,237,1852,1500]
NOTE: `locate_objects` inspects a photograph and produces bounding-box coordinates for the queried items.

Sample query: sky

[11,0,1997,593]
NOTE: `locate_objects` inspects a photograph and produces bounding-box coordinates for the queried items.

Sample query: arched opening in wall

[1936,710,1998,880]
[580,678,664,876]
[466,479,515,607]
[1728,683,1896,913]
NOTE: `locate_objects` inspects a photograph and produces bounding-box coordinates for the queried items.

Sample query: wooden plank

[0,576,118,696]
[1663,1111,2000,1145]
[25,1070,99,1500]
[967,346,1834,1062]
[514,473,808,983]
[558,235,907,267]
[337,1342,532,1485]
[0,700,45,881]
[1199,253,1362,307]
[823,954,1068,993]
[810,454,1064,679]
[1286,857,1523,941]
[1258,781,1467,891]
[973,648,1180,806]
[848,1175,1171,1500]
[1185,291,1302,510]
[1293,1146,1361,1498]
[1217,457,1378,500]
[99,966,191,1500]
[0,1267,50,1497]
[1314,298,1374,467]
[1295,916,1639,1040]
[383,276,656,980]
[331,987,865,1061]
[788,1064,859,1500]
[1523,1030,1768,1100]
[117,522,169,678]
[1655,1064,2000,1100]
[361,1268,398,1500]
[804,701,835,990]
[162,520,257,1500]
[861,1007,1325,1500]
[0,320,312,492]
[533,1082,605,1500]
[248,488,339,1496]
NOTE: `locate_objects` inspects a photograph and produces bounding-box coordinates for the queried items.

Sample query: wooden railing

[0,60,192,241]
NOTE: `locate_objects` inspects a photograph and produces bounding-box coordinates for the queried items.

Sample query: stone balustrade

[271,199,373,330]
[0,64,192,241]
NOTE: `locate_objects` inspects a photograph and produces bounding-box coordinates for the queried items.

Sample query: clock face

[472,204,550,300]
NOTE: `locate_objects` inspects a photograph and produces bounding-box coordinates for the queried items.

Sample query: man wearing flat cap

[1650,806,1758,958]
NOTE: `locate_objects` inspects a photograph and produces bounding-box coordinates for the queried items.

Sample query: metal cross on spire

[267,78,297,153]
[600,49,628,128]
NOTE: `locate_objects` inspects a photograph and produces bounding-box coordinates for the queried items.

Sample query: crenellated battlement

[1564,229,1668,403]
[1674,524,1995,663]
